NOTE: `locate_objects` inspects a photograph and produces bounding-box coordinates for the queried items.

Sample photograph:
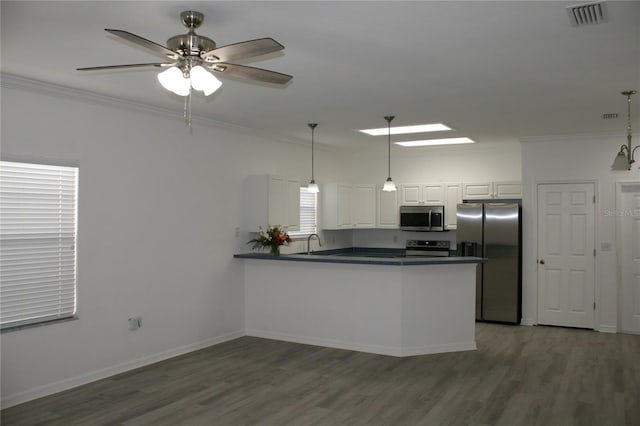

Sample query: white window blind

[289,186,317,237]
[1,161,78,329]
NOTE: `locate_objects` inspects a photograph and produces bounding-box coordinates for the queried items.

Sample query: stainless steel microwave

[399,205,445,232]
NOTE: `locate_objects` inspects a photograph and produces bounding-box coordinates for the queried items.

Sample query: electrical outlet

[393,235,398,243]
[234,227,240,238]
[128,316,142,330]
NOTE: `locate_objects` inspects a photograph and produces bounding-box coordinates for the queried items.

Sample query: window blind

[1,161,78,329]
[289,186,317,237]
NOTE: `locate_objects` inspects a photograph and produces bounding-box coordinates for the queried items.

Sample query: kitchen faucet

[307,233,322,255]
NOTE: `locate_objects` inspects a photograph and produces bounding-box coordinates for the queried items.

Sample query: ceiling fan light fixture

[158,66,190,96]
[190,65,222,96]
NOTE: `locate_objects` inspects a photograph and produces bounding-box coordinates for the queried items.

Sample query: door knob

[539,259,545,265]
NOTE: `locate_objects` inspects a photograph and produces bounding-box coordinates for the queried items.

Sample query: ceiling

[2,1,639,151]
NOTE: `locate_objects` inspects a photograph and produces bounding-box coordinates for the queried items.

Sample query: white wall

[0,78,351,407]
[351,143,522,184]
[520,134,640,330]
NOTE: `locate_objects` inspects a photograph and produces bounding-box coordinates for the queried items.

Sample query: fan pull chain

[184,88,193,129]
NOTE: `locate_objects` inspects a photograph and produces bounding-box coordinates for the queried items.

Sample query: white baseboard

[520,318,536,326]
[246,328,476,357]
[597,325,618,333]
[1,330,244,409]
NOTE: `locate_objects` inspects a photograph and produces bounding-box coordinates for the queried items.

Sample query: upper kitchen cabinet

[322,183,376,229]
[400,183,445,205]
[444,182,462,230]
[244,175,300,232]
[463,181,522,200]
[494,181,523,199]
[377,185,399,228]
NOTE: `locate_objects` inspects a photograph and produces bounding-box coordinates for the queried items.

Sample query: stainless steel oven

[405,240,451,257]
[399,205,445,232]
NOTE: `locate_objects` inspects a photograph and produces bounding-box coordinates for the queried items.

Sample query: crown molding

[0,73,344,153]
[519,132,622,144]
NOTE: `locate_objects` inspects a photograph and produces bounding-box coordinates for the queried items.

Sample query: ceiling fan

[77,10,293,97]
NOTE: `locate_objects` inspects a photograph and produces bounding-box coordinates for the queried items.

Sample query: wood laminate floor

[2,323,639,426]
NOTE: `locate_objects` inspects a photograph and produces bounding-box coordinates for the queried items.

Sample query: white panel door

[537,183,595,328]
[620,183,640,334]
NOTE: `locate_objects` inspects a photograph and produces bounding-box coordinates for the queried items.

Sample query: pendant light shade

[382,115,397,192]
[308,123,320,193]
[611,90,638,170]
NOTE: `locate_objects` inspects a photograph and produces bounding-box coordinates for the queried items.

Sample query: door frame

[534,179,598,328]
[615,180,640,333]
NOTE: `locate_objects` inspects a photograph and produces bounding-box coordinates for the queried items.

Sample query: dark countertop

[234,247,486,266]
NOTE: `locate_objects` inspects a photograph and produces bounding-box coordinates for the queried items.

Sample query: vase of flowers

[247,225,292,256]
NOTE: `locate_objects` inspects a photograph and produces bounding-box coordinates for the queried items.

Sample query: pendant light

[307,123,320,193]
[382,115,397,192]
[612,90,638,170]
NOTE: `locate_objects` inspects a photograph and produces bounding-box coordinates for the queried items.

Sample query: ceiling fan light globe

[158,67,190,96]
[190,65,222,96]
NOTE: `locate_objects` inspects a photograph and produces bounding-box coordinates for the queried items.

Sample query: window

[289,186,317,238]
[1,161,78,330]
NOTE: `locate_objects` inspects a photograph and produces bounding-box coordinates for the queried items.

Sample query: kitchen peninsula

[234,250,486,357]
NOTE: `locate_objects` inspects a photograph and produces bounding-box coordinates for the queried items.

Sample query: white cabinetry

[463,181,522,200]
[353,184,376,228]
[444,182,462,230]
[323,183,376,229]
[377,185,399,228]
[495,181,523,198]
[400,183,444,205]
[244,175,300,232]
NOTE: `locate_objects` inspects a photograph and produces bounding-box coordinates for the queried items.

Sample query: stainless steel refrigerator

[457,202,522,324]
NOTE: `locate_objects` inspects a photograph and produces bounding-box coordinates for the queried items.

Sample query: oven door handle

[428,210,432,232]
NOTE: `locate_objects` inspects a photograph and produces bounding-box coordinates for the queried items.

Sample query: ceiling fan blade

[77,63,174,71]
[202,38,284,62]
[105,29,181,60]
[209,63,292,85]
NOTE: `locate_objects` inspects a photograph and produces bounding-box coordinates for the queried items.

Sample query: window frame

[288,185,318,239]
[0,160,79,331]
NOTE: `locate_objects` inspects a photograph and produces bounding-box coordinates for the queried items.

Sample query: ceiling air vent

[567,1,608,26]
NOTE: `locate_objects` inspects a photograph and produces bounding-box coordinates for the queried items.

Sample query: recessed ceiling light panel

[358,123,452,136]
[395,137,475,147]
